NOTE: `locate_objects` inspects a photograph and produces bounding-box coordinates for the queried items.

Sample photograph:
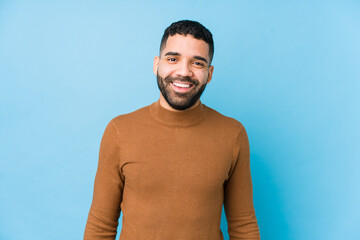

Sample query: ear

[206,65,214,84]
[153,56,160,75]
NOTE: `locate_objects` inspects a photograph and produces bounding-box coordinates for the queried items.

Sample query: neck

[159,94,201,112]
[149,98,207,127]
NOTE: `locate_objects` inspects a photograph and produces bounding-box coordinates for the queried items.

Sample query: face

[153,34,214,110]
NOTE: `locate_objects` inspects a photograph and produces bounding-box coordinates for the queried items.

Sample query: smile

[170,81,194,93]
[172,82,192,88]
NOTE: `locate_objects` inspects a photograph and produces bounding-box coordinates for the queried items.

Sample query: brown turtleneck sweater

[84,100,260,240]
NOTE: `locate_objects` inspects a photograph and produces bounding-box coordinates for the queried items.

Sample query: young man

[84,20,260,240]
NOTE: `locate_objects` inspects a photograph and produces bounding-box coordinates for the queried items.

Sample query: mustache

[164,76,198,86]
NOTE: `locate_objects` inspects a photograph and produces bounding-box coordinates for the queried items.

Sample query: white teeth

[173,82,191,88]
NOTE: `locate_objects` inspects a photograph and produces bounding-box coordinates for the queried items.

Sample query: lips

[164,76,198,93]
[172,82,192,88]
[170,81,194,93]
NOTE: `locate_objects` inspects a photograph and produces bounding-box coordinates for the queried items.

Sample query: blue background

[1,1,359,239]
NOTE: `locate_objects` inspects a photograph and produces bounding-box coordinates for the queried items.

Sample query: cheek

[158,64,175,77]
[195,72,209,84]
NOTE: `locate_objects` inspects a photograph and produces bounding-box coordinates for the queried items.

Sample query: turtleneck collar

[149,99,208,127]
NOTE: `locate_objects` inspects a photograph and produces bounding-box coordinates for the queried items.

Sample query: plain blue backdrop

[1,1,359,239]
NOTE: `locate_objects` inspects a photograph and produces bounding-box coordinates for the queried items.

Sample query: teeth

[173,82,191,88]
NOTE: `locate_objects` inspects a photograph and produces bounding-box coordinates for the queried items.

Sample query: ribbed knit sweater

[84,100,260,239]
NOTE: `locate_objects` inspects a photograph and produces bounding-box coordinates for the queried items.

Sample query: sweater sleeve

[224,126,260,239]
[84,120,124,240]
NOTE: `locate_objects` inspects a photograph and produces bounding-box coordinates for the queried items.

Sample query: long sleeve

[224,126,260,239]
[84,120,124,240]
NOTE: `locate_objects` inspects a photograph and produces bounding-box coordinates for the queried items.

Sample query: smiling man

[155,32,214,111]
[84,20,260,240]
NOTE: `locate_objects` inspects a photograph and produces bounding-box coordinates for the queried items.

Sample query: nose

[176,60,193,77]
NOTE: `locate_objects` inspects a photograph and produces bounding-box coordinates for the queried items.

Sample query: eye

[167,57,177,63]
[193,61,205,68]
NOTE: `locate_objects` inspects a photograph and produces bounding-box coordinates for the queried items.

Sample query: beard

[156,72,207,110]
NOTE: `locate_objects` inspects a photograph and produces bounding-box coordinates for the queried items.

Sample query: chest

[118,126,234,197]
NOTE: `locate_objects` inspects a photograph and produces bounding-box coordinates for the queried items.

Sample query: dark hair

[160,20,214,64]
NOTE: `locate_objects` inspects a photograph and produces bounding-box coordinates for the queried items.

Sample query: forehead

[161,34,210,61]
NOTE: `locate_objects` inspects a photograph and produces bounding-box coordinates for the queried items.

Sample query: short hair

[160,20,214,64]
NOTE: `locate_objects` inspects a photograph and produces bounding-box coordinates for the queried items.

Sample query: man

[84,20,260,240]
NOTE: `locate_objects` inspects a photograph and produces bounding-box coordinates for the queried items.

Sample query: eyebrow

[164,51,208,64]
[193,56,208,64]
[164,51,180,56]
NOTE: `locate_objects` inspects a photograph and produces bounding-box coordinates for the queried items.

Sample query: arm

[84,120,124,240]
[224,126,260,240]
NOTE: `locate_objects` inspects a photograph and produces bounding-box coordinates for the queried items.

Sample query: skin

[153,34,214,111]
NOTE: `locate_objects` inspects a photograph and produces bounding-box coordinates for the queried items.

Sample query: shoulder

[204,104,246,134]
[203,105,249,152]
[107,103,152,131]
